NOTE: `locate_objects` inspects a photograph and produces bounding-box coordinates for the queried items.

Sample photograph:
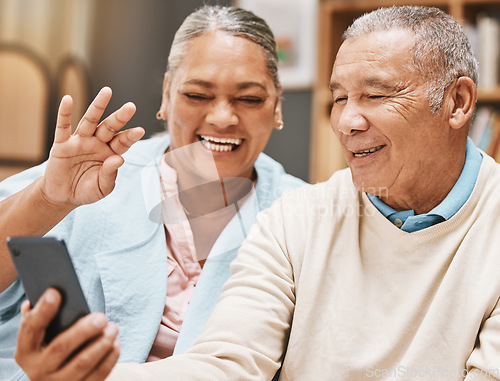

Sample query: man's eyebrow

[329,78,398,92]
[329,81,341,91]
[362,78,398,91]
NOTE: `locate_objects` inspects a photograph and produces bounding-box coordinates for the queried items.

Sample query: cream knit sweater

[109,155,500,381]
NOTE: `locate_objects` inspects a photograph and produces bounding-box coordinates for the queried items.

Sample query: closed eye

[237,97,265,105]
[368,95,385,99]
[334,96,347,105]
[184,93,212,101]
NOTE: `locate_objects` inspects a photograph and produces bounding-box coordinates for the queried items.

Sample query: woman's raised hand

[41,87,145,208]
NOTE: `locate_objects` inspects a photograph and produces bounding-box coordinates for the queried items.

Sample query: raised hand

[0,88,145,291]
[41,87,145,208]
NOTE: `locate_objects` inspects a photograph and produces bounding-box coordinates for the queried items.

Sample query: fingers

[75,87,113,137]
[17,303,119,381]
[16,288,62,357]
[54,95,74,143]
[82,338,120,381]
[16,287,119,381]
[94,102,137,143]
[109,127,145,155]
[75,87,141,146]
[59,86,142,149]
[95,127,145,195]
[40,312,110,372]
[57,322,120,381]
[15,289,62,380]
[97,156,125,197]
[88,339,121,381]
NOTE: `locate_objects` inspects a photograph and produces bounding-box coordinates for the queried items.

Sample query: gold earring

[275,119,284,131]
[156,111,163,120]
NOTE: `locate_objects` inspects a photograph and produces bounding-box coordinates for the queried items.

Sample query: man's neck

[380,150,467,215]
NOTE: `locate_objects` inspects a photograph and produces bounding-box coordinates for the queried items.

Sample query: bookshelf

[310,0,500,183]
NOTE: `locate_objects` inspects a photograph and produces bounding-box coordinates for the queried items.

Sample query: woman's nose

[205,100,238,128]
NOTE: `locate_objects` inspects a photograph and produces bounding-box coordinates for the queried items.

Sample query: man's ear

[447,76,477,130]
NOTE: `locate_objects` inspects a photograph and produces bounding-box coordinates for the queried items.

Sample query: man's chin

[352,178,389,198]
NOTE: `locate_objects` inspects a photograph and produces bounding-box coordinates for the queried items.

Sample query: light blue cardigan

[0,135,304,380]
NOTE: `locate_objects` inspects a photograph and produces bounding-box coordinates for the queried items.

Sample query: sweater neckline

[359,154,496,246]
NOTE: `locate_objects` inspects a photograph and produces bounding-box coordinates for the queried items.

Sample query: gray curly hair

[343,6,478,113]
[166,5,280,91]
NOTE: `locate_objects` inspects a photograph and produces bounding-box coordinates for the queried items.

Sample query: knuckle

[114,112,127,125]
[58,109,72,117]
[98,334,115,351]
[83,115,100,125]
[56,121,72,129]
[105,123,116,132]
[19,312,38,334]
[74,353,93,372]
[48,338,70,357]
[120,134,133,147]
[110,134,130,151]
[124,130,138,144]
[18,314,30,330]
[13,347,24,365]
[93,101,107,112]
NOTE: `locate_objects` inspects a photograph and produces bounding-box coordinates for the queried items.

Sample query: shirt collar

[367,137,482,230]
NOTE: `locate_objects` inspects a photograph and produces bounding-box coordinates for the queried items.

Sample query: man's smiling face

[330,29,455,210]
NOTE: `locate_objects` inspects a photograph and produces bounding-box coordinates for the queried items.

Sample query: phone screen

[7,236,90,343]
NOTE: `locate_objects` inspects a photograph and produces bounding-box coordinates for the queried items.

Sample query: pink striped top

[146,158,202,362]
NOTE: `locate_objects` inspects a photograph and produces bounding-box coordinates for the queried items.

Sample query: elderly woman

[0,5,304,380]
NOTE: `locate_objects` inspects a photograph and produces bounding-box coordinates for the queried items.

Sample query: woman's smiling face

[160,31,282,181]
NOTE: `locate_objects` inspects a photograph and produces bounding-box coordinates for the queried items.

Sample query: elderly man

[21,6,500,380]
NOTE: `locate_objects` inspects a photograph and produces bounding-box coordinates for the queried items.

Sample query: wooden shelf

[477,88,500,102]
[309,0,500,183]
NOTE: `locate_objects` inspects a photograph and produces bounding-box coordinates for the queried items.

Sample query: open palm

[41,87,145,207]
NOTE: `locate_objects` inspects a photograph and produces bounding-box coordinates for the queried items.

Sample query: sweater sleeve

[108,199,295,380]
[466,298,500,380]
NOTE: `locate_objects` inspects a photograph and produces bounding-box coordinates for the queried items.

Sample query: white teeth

[199,135,242,152]
[353,145,384,157]
[200,135,242,145]
[203,141,233,152]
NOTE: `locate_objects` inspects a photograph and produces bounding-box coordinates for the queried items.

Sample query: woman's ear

[274,84,283,125]
[448,76,477,130]
[159,73,169,120]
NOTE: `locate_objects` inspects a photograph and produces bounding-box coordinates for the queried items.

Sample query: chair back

[56,56,90,133]
[0,45,50,162]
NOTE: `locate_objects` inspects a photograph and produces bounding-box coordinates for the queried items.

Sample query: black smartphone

[7,236,90,344]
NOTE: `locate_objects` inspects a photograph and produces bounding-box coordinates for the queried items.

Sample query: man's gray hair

[167,5,280,90]
[343,6,478,113]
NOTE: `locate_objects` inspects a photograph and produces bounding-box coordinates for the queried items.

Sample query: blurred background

[0,0,314,181]
[5,0,496,184]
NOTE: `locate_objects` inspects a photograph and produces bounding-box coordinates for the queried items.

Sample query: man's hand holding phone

[15,288,120,381]
[7,236,121,380]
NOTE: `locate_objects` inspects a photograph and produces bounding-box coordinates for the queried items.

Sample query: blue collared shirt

[367,138,483,232]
